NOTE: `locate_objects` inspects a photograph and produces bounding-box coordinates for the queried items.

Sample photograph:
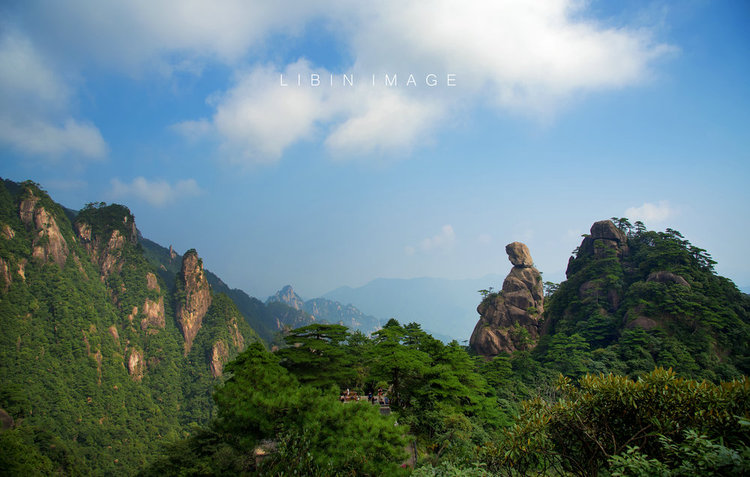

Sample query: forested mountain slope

[471,218,750,382]
[0,180,259,474]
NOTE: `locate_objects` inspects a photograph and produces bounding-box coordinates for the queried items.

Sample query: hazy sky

[1,0,748,298]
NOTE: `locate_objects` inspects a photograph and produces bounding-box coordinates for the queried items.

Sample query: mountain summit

[471,218,750,381]
[267,284,306,310]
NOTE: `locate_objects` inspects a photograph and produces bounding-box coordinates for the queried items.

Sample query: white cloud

[325,89,443,156]
[110,177,202,207]
[419,225,456,253]
[0,117,107,159]
[625,201,674,224]
[0,29,107,159]
[342,0,674,115]
[176,61,446,163]
[24,1,322,73]
[14,1,673,162]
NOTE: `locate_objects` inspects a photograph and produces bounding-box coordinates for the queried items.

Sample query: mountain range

[267,285,383,335]
[1,178,748,475]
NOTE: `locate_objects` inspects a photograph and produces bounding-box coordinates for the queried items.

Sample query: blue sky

[1,0,748,298]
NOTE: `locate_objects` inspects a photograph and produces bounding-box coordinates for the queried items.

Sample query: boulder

[590,220,627,243]
[506,242,534,267]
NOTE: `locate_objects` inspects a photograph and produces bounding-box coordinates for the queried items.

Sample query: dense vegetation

[0,181,257,474]
[1,179,748,475]
[145,321,506,475]
[538,218,750,383]
[147,322,750,476]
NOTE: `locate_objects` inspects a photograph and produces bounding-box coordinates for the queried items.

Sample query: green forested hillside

[147,321,750,476]
[0,180,260,475]
[538,218,750,381]
[1,180,748,476]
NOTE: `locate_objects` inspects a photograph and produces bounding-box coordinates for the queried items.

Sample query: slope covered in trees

[1,179,748,476]
[538,218,750,381]
[0,180,260,474]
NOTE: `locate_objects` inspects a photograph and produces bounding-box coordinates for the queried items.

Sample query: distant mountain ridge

[323,274,504,342]
[267,285,383,334]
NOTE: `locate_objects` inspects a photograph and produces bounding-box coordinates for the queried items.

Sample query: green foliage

[0,179,263,475]
[276,323,355,389]
[76,202,134,241]
[148,342,410,476]
[487,369,750,476]
[542,219,750,381]
[0,424,87,476]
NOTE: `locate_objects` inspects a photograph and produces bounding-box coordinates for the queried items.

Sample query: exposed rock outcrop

[19,192,69,268]
[146,272,160,292]
[470,242,544,357]
[127,348,144,381]
[2,224,14,240]
[209,340,229,377]
[647,271,690,288]
[570,220,629,270]
[229,317,245,350]
[141,296,165,331]
[74,207,138,285]
[176,250,212,354]
[0,258,10,292]
[0,408,14,430]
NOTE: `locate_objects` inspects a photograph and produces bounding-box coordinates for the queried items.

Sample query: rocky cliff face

[75,211,137,281]
[176,250,212,354]
[19,190,69,269]
[470,242,544,357]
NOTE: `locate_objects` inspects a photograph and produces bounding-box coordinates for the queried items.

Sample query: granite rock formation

[176,250,212,354]
[470,242,544,357]
[19,191,69,269]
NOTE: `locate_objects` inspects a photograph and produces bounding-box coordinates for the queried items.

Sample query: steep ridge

[0,180,258,474]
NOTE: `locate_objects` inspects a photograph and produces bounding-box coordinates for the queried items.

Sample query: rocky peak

[469,242,544,357]
[569,220,629,275]
[176,249,212,354]
[19,188,69,269]
[268,285,306,311]
[590,220,627,243]
[74,204,138,279]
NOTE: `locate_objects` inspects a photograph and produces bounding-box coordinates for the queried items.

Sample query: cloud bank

[0,30,107,159]
[6,0,674,164]
[110,177,202,207]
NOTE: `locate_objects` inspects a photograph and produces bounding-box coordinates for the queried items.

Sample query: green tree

[276,323,355,390]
